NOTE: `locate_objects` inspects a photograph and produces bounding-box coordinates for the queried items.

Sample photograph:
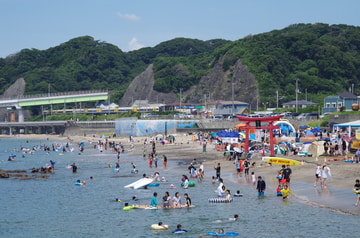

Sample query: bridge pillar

[8,127,12,136]
[18,108,24,122]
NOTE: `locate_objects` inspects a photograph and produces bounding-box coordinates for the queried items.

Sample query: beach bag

[281,178,286,183]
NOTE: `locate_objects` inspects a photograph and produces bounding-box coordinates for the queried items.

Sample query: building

[322,92,358,114]
[210,100,249,116]
[159,103,203,114]
[282,100,317,109]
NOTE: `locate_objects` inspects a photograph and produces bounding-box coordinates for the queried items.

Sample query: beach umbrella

[156,134,163,138]
[274,145,285,155]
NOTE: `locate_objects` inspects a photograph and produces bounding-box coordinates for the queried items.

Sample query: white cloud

[117,12,141,21]
[128,37,144,51]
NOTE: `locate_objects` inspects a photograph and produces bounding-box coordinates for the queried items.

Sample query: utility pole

[231,82,235,116]
[179,88,183,112]
[276,90,279,109]
[295,78,300,113]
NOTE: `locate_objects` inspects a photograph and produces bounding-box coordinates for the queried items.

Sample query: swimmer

[234,190,243,197]
[132,195,139,201]
[214,214,239,223]
[229,214,239,221]
[172,224,187,233]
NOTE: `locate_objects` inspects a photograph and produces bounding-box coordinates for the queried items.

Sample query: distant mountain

[0,23,359,109]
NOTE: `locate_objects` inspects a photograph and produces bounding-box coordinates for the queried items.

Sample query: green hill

[0,23,359,107]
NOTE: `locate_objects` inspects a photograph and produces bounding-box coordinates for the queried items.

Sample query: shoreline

[3,133,360,215]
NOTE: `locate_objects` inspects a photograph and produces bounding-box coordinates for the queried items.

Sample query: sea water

[0,138,359,238]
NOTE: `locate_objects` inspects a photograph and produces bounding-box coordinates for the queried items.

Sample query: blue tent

[216,131,240,137]
[311,127,321,133]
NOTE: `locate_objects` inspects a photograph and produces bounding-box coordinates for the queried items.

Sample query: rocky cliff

[119,57,258,108]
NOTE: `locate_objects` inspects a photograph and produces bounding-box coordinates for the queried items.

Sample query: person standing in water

[150,192,158,207]
[314,163,322,187]
[163,155,168,168]
[71,163,77,173]
[353,179,360,207]
[214,163,221,178]
[256,176,266,196]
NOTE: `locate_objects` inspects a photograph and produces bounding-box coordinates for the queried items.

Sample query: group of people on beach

[275,165,294,199]
[314,163,331,188]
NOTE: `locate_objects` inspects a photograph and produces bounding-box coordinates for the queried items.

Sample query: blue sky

[0,0,359,58]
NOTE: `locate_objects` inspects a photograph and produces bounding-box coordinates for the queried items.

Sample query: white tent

[334,120,360,134]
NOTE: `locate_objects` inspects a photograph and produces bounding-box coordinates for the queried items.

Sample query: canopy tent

[310,127,321,133]
[273,121,296,136]
[216,131,240,137]
[333,120,360,134]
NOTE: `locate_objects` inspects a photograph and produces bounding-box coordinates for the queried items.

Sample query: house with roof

[322,92,358,114]
[282,100,317,109]
[211,100,249,116]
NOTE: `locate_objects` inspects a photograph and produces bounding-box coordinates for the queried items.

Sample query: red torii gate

[236,115,283,157]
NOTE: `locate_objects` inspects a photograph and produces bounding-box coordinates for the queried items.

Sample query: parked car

[296,113,319,120]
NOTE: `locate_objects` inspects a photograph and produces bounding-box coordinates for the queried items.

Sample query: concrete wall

[115,118,198,137]
[328,114,360,125]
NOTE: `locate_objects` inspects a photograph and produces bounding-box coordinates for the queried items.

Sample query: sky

[0,0,359,58]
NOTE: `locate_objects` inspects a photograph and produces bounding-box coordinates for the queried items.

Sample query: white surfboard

[124,178,153,189]
[133,178,153,189]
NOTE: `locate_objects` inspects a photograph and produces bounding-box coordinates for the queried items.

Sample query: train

[43,107,159,115]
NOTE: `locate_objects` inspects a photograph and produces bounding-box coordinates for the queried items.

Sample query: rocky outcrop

[119,64,178,106]
[0,77,28,121]
[119,57,258,108]
[0,169,9,178]
[0,169,50,179]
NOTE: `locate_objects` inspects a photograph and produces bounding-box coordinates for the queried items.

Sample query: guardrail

[0,89,108,100]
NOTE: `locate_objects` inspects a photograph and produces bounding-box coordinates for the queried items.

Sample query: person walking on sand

[314,163,322,187]
[256,176,266,196]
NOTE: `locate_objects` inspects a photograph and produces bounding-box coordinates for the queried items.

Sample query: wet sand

[6,133,360,215]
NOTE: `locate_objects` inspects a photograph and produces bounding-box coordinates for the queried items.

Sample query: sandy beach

[5,133,360,214]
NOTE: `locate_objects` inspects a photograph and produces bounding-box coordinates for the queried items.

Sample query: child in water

[281,185,294,199]
[251,171,256,185]
[276,185,283,196]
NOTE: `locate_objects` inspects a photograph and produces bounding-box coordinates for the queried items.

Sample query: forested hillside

[216,23,360,106]
[0,23,359,107]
